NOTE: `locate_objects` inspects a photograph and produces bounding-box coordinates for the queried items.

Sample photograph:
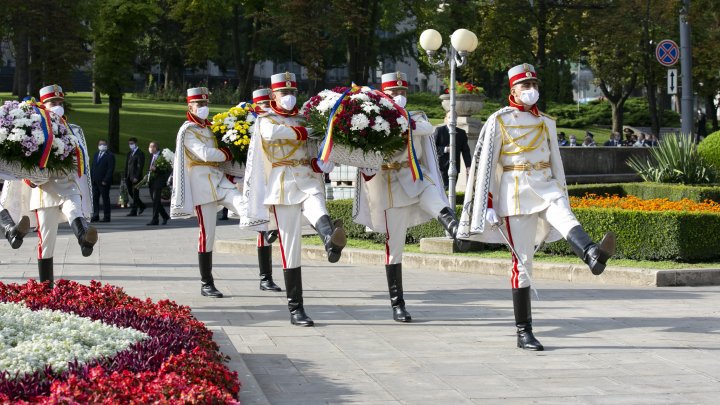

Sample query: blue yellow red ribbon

[30,100,54,170]
[319,86,353,163]
[63,119,86,177]
[376,91,423,182]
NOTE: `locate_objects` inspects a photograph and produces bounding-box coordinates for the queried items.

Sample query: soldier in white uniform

[170,87,242,298]
[31,85,97,287]
[241,72,346,327]
[458,64,616,350]
[250,88,281,292]
[354,72,462,322]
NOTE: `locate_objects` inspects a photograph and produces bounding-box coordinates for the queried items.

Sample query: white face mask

[518,88,540,106]
[393,95,407,108]
[98,144,108,151]
[195,106,210,120]
[279,95,296,111]
[128,143,137,151]
[50,105,64,117]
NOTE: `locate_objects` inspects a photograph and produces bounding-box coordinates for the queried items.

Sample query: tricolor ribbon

[63,119,86,177]
[375,91,423,182]
[31,100,54,170]
[319,86,353,163]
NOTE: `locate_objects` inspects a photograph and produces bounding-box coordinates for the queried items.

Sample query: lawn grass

[302,235,720,270]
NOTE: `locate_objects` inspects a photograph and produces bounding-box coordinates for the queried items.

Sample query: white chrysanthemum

[372,116,390,134]
[318,90,341,98]
[52,137,65,155]
[223,116,236,127]
[161,148,175,163]
[246,114,256,124]
[222,129,239,143]
[9,128,25,141]
[0,128,8,142]
[350,114,370,131]
[361,102,380,114]
[350,93,370,102]
[379,97,394,109]
[9,108,25,119]
[32,129,45,144]
[397,115,409,132]
[317,98,338,113]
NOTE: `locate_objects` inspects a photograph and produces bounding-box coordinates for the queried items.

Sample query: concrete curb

[215,239,720,287]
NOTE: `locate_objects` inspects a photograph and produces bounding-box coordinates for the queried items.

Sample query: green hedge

[327,199,720,262]
[567,183,720,202]
[542,208,720,261]
[698,130,720,171]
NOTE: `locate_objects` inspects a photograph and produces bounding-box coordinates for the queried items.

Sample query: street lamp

[419,28,478,211]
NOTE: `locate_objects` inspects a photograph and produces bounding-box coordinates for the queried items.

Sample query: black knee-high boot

[1,210,29,249]
[436,207,471,252]
[314,215,346,263]
[199,252,223,298]
[566,226,616,275]
[38,257,54,289]
[258,245,281,291]
[283,266,313,326]
[70,217,98,257]
[512,287,543,351]
[386,263,411,322]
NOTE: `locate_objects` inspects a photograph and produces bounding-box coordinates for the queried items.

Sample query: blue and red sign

[656,39,679,67]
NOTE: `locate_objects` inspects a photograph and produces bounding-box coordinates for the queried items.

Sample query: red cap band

[381,80,408,91]
[509,71,537,87]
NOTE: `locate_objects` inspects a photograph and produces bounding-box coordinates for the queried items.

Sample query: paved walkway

[1,209,720,404]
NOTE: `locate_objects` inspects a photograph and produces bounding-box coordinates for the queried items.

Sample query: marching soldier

[28,85,95,287]
[0,201,30,249]
[458,64,616,350]
[170,87,244,298]
[241,72,346,327]
[354,72,462,322]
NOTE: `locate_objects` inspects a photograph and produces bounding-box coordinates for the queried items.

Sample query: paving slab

[1,210,720,404]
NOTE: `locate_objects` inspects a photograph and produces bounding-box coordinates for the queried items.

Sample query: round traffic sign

[656,39,679,67]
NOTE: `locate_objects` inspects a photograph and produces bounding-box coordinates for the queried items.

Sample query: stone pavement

[1,209,720,404]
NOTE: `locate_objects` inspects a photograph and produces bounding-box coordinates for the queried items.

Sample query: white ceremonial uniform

[181,117,243,253]
[256,105,327,269]
[30,176,85,258]
[459,107,580,288]
[357,111,449,264]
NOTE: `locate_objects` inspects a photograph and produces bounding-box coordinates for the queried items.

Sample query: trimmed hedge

[698,130,720,171]
[327,199,720,262]
[567,183,720,202]
[542,208,720,262]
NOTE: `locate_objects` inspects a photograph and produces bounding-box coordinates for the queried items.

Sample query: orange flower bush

[570,194,720,213]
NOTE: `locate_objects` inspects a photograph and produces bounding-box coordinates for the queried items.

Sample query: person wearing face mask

[124,137,146,216]
[457,64,616,351]
[171,86,246,298]
[146,141,170,226]
[90,139,115,222]
[8,84,96,287]
[241,72,346,326]
[353,71,462,323]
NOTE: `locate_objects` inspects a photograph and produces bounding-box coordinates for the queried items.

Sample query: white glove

[444,146,450,153]
[485,208,500,225]
[316,158,335,173]
[360,167,378,177]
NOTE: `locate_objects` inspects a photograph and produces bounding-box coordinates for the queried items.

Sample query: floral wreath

[0,280,240,403]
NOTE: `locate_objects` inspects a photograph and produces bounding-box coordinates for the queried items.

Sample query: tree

[93,0,160,152]
[691,0,720,132]
[582,0,645,134]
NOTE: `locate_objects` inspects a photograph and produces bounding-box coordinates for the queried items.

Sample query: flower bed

[569,194,720,213]
[0,280,240,403]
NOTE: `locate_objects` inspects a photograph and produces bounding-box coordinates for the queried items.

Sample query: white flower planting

[0,302,148,377]
[350,114,370,131]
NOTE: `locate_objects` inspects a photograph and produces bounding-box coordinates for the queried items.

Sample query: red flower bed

[0,280,240,404]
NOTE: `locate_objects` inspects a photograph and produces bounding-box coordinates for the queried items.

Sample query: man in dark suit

[90,139,115,222]
[124,137,146,216]
[146,141,170,225]
[434,112,472,190]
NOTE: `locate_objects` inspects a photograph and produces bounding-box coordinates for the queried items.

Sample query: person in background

[146,141,171,226]
[91,139,115,222]
[603,132,622,147]
[125,137,146,216]
[647,133,659,147]
[434,111,471,190]
[633,133,647,147]
[568,135,578,146]
[697,109,707,143]
[557,132,569,146]
[582,135,596,147]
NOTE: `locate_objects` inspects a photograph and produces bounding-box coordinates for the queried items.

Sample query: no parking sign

[656,39,679,67]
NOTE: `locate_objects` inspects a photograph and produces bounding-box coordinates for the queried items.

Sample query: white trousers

[34,196,84,259]
[272,193,328,269]
[194,187,244,253]
[384,187,448,265]
[504,198,580,288]
[256,231,274,248]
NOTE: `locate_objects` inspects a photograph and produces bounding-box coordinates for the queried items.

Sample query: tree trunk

[646,82,659,137]
[611,101,624,134]
[642,0,660,137]
[13,30,30,98]
[108,94,122,153]
[536,0,548,110]
[92,81,102,104]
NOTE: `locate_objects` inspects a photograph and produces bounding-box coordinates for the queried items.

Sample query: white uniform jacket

[458,107,568,245]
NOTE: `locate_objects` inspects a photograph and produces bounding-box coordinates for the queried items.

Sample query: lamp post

[419,28,478,210]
